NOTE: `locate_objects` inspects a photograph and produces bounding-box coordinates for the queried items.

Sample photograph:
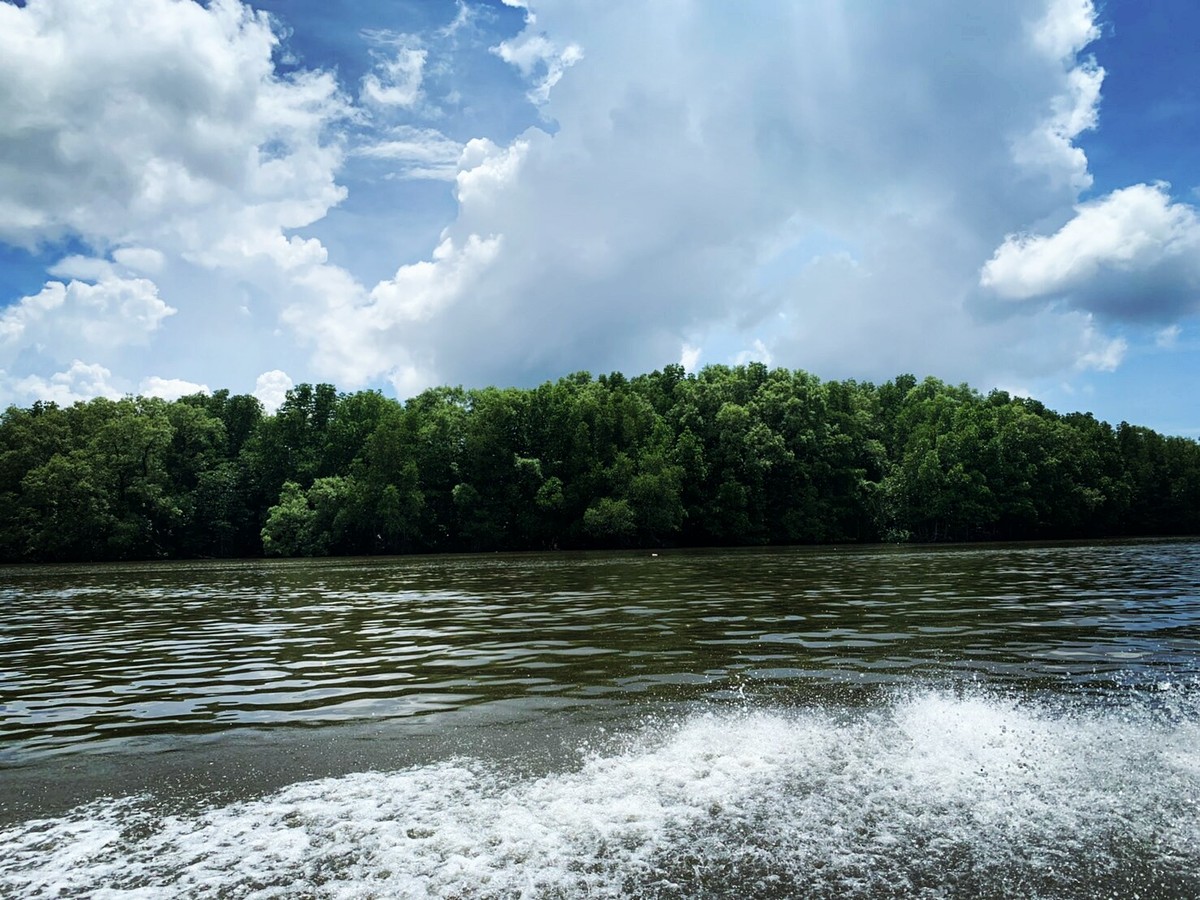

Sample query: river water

[1,541,1198,897]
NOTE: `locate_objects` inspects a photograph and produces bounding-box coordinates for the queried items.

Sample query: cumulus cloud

[367,235,501,324]
[139,376,211,400]
[679,343,701,373]
[0,0,349,252]
[9,360,124,406]
[0,0,354,404]
[292,0,1127,392]
[0,0,1186,414]
[1032,0,1100,60]
[254,369,294,414]
[290,233,501,389]
[981,183,1200,320]
[0,277,175,357]
[1010,59,1103,193]
[454,137,531,210]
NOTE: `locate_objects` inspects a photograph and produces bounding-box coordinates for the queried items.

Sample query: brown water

[2,541,1199,897]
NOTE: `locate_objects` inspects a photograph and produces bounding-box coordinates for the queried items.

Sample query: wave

[4,688,1198,898]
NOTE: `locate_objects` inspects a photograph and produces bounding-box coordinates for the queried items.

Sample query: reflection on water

[3,542,1199,760]
[1,541,1199,897]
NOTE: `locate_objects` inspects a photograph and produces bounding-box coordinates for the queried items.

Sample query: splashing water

[3,689,1197,899]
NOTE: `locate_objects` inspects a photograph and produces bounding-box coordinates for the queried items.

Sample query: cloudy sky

[1,0,1199,433]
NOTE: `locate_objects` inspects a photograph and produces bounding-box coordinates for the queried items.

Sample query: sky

[1,0,1199,435]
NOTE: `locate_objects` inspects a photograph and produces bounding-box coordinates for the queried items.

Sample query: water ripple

[2,541,1199,761]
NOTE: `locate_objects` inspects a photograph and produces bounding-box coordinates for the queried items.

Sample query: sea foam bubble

[3,689,1197,898]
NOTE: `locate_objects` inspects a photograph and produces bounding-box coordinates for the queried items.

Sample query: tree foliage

[1,368,1198,561]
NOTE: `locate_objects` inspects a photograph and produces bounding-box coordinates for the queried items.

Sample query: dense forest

[1,363,1198,562]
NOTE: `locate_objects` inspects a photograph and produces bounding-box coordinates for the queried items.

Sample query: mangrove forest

[1,363,1198,562]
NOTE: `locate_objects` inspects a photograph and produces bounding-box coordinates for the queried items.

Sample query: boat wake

[4,688,1198,898]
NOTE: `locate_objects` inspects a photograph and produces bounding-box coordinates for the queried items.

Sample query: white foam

[3,690,1198,898]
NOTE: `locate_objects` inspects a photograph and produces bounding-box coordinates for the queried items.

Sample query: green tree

[261,481,321,556]
[582,496,637,545]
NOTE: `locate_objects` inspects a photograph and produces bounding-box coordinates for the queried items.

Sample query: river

[2,541,1198,897]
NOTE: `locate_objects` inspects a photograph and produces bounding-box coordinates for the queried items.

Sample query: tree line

[1,363,1197,562]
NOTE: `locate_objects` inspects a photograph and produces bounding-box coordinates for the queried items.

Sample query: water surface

[2,541,1198,897]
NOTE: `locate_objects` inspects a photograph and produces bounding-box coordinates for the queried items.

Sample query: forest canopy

[1,364,1197,562]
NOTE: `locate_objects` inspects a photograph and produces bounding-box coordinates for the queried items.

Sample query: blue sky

[0,0,1198,436]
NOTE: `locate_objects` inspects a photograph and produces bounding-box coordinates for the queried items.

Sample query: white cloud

[1011,59,1103,192]
[288,233,501,390]
[735,339,774,367]
[0,0,1186,416]
[326,0,1128,394]
[1078,342,1126,373]
[1074,319,1127,372]
[454,137,531,210]
[357,126,463,180]
[1032,0,1100,60]
[388,364,429,398]
[993,382,1035,400]
[439,2,474,39]
[981,183,1200,319]
[679,343,701,373]
[368,235,501,324]
[47,256,117,282]
[0,0,358,404]
[113,247,166,274]
[0,277,175,356]
[361,43,427,109]
[253,369,294,413]
[492,26,582,105]
[1156,324,1182,348]
[139,376,211,400]
[10,360,124,406]
[0,0,350,252]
